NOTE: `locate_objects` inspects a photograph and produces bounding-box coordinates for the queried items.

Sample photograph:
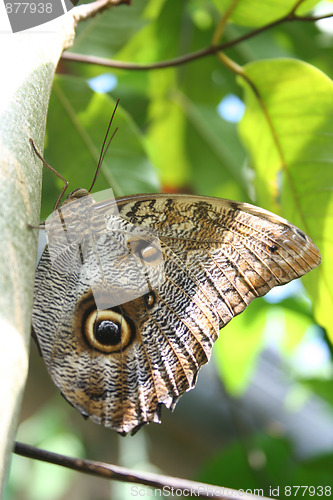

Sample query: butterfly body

[32,192,321,434]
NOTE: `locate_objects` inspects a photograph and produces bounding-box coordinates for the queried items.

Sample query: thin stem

[216,52,243,75]
[14,442,273,500]
[72,0,130,25]
[290,0,307,16]
[211,0,239,46]
[61,12,333,71]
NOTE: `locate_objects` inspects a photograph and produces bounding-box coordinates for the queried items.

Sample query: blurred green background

[6,1,333,499]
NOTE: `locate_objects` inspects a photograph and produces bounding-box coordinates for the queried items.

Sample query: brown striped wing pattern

[32,193,321,434]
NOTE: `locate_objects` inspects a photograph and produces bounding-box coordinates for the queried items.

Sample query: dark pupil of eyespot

[96,320,121,345]
[268,245,278,253]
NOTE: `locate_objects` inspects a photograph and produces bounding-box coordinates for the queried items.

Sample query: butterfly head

[62,188,91,207]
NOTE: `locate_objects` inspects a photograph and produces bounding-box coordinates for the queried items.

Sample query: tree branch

[0,19,72,494]
[14,442,272,500]
[72,0,130,25]
[61,11,333,71]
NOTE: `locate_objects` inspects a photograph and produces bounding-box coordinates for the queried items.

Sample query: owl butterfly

[31,134,321,438]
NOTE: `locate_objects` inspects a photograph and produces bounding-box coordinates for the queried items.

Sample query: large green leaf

[238,58,333,342]
[146,70,192,188]
[215,295,319,395]
[72,1,150,57]
[146,80,248,198]
[214,299,267,394]
[213,0,320,27]
[180,99,248,199]
[302,378,333,407]
[198,433,333,498]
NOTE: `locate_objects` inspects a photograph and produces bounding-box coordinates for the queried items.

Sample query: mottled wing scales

[32,194,321,434]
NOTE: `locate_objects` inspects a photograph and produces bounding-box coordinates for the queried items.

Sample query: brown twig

[72,0,130,25]
[61,10,333,71]
[14,442,273,500]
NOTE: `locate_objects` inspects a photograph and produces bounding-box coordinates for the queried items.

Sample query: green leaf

[145,69,191,189]
[214,299,267,394]
[277,297,315,353]
[178,98,249,199]
[214,291,322,394]
[213,0,320,27]
[198,434,294,492]
[238,58,333,342]
[198,433,333,498]
[146,82,249,198]
[302,378,333,407]
[72,1,150,58]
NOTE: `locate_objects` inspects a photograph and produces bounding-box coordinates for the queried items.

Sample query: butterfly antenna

[88,99,120,193]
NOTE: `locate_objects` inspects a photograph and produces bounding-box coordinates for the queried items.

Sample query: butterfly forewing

[32,193,321,434]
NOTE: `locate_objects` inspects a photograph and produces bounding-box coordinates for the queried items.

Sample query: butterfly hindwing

[32,193,321,434]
